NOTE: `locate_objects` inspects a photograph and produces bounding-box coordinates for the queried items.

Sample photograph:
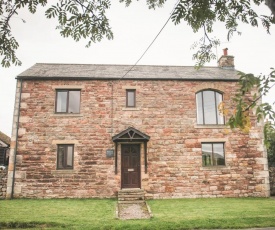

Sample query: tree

[0,0,113,67]
[224,69,275,134]
[265,121,275,194]
[1,0,275,68]
[1,0,275,139]
[265,122,275,166]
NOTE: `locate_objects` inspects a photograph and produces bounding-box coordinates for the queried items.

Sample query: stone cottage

[6,53,270,199]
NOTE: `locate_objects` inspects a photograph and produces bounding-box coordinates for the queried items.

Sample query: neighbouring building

[6,52,270,199]
[0,131,10,199]
[0,131,10,167]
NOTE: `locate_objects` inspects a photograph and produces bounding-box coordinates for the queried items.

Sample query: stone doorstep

[117,189,145,195]
[117,189,145,202]
[118,194,145,197]
[118,200,145,204]
[118,188,144,193]
[118,191,145,195]
[118,194,144,198]
[118,198,145,202]
[118,193,144,197]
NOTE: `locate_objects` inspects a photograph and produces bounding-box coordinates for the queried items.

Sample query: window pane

[202,143,212,166]
[213,143,225,166]
[57,146,65,169]
[215,92,224,124]
[56,91,67,112]
[127,90,135,107]
[203,91,217,124]
[196,92,204,124]
[68,91,80,113]
[66,146,73,167]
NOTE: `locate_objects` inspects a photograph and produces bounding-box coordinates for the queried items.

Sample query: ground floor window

[0,147,7,165]
[57,144,74,169]
[202,143,225,166]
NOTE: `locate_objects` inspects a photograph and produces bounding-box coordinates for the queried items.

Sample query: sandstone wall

[6,79,269,198]
[0,167,7,199]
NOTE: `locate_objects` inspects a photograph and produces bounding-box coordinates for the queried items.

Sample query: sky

[0,0,275,137]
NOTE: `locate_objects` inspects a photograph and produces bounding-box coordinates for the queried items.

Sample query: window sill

[122,108,140,111]
[200,166,229,170]
[51,170,76,175]
[51,114,83,117]
[194,125,226,129]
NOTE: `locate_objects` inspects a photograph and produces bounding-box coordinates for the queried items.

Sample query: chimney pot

[223,48,228,56]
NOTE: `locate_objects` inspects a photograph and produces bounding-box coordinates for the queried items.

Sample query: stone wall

[0,167,7,199]
[6,79,269,198]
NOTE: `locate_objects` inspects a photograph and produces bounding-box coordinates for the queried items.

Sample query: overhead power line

[119,0,179,80]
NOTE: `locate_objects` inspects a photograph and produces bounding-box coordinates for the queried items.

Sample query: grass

[0,198,275,229]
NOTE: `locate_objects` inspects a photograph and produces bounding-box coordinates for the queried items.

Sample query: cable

[118,0,179,80]
[109,1,179,139]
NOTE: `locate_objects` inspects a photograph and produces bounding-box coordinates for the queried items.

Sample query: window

[55,90,80,113]
[0,147,7,165]
[57,145,74,170]
[202,143,225,166]
[196,90,224,125]
[126,89,136,107]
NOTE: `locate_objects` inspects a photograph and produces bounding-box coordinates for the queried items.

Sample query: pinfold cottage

[6,53,270,199]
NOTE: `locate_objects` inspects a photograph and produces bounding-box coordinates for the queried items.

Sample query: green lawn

[0,198,275,229]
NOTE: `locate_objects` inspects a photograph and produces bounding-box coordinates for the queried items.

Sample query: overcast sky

[0,0,274,137]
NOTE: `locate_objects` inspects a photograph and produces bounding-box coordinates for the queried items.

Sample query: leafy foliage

[222,69,275,139]
[45,0,113,47]
[1,0,275,67]
[0,0,113,67]
[265,122,275,166]
[191,36,220,68]
[121,0,275,67]
[0,0,46,67]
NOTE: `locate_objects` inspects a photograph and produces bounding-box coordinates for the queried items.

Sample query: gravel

[117,202,151,220]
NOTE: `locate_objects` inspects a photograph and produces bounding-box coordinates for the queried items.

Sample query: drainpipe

[11,79,23,199]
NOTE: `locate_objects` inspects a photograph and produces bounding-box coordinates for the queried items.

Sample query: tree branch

[243,81,275,112]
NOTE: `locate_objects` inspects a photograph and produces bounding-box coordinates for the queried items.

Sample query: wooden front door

[121,144,141,188]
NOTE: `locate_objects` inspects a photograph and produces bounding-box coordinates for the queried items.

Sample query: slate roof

[0,131,11,146]
[17,63,240,81]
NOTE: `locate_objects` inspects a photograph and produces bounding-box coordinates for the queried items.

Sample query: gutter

[11,79,23,199]
[16,76,240,82]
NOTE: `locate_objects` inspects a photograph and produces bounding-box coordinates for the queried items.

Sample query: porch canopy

[112,127,150,174]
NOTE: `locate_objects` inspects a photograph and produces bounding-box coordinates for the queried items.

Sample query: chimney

[217,48,235,69]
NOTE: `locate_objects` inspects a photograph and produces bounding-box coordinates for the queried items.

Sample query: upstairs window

[55,90,80,113]
[126,89,136,107]
[57,145,74,170]
[196,90,224,125]
[202,143,225,166]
